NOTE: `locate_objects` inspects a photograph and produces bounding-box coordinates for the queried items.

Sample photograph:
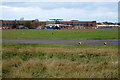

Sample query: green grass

[2,29,119,39]
[2,43,118,78]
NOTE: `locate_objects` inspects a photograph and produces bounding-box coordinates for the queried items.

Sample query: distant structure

[58,21,96,29]
[0,19,37,29]
[45,19,96,29]
[49,19,63,24]
[97,22,119,29]
[20,17,24,21]
[0,19,97,29]
[97,24,119,29]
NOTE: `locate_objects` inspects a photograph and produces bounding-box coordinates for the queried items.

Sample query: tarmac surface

[1,39,119,46]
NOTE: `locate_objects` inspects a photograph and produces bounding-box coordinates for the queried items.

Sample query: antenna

[49,19,63,24]
[49,19,63,21]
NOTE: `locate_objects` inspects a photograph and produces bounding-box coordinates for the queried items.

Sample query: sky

[0,2,118,22]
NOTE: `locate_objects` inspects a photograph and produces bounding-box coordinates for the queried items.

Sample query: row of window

[66,24,93,26]
[2,23,93,26]
[3,23,24,26]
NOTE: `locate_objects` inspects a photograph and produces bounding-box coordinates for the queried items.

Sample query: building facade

[58,21,96,29]
[0,20,97,29]
[0,20,37,29]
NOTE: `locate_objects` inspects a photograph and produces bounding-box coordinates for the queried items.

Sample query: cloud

[1,2,118,10]
[0,2,118,22]
[1,0,119,2]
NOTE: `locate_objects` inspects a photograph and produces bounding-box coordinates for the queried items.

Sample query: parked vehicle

[45,24,61,30]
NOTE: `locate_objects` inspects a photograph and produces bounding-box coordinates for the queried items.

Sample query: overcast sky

[0,2,118,22]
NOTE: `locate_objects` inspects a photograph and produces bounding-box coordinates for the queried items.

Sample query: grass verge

[2,43,118,78]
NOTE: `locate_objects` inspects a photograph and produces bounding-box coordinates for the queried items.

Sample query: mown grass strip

[2,29,118,39]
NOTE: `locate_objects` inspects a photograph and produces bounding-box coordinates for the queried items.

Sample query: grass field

[2,43,118,78]
[1,29,119,78]
[2,29,119,39]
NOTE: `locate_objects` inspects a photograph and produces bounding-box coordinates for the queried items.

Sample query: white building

[97,24,119,28]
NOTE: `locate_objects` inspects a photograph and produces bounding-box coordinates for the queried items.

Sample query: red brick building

[0,20,97,29]
[58,21,96,29]
[0,20,37,29]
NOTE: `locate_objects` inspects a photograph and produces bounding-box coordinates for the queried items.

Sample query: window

[77,24,79,26]
[90,24,93,26]
[86,24,88,26]
[82,24,85,26]
[3,23,6,26]
[6,23,8,25]
[9,23,12,26]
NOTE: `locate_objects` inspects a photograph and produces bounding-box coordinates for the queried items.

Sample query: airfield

[2,29,119,46]
[1,29,119,78]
